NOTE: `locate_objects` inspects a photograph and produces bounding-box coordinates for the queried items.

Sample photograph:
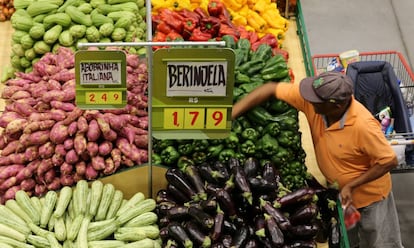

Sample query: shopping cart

[312,51,414,171]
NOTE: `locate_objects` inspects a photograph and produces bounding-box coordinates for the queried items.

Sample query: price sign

[152,48,235,139]
[85,91,122,104]
[75,50,127,109]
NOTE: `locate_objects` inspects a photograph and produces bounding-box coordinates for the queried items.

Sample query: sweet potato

[96,117,111,135]
[37,158,53,176]
[61,108,83,126]
[60,174,75,186]
[74,134,87,155]
[44,169,56,184]
[85,163,98,180]
[116,137,133,159]
[16,167,35,182]
[60,162,73,175]
[47,177,61,191]
[34,184,47,196]
[4,118,27,136]
[0,176,17,191]
[51,101,76,112]
[103,157,116,175]
[130,145,148,165]
[52,154,65,167]
[28,130,50,145]
[87,119,101,142]
[1,85,24,99]
[0,156,11,166]
[50,68,75,82]
[120,126,135,144]
[50,109,67,122]
[12,102,36,117]
[91,155,105,171]
[121,156,134,167]
[75,161,86,176]
[77,116,88,134]
[64,138,74,151]
[38,142,55,159]
[11,90,31,100]
[0,135,7,150]
[20,178,36,191]
[0,164,25,179]
[65,149,79,164]
[50,122,69,144]
[25,145,40,161]
[47,79,62,91]
[134,134,148,149]
[1,140,23,156]
[86,142,99,157]
[0,111,23,128]
[23,120,56,134]
[67,121,78,136]
[111,148,122,168]
[30,83,48,98]
[83,110,100,121]
[4,185,21,201]
[13,72,42,83]
[98,141,113,157]
[8,153,27,164]
[55,144,66,156]
[103,129,117,142]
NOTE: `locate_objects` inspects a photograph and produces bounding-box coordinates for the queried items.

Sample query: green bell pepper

[251,43,273,62]
[192,151,207,164]
[241,140,256,155]
[262,54,285,70]
[177,156,195,171]
[239,81,263,94]
[264,122,281,137]
[177,142,194,155]
[224,132,239,149]
[235,71,251,85]
[151,153,162,165]
[257,133,279,156]
[219,149,236,162]
[207,144,224,159]
[241,128,259,141]
[222,35,236,49]
[160,146,180,165]
[231,119,243,134]
[193,139,209,152]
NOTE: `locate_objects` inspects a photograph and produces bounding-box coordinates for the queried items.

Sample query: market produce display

[0,179,161,247]
[155,157,344,247]
[0,0,14,21]
[0,47,149,203]
[4,0,147,79]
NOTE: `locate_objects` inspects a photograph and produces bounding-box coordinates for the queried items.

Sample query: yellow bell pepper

[262,9,289,30]
[265,28,285,40]
[247,10,267,33]
[221,0,242,11]
[253,0,271,13]
[165,0,192,11]
[151,0,168,12]
[232,13,247,26]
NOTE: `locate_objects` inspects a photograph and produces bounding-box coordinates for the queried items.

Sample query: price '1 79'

[164,108,227,129]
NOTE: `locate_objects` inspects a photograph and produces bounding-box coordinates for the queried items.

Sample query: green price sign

[75,50,127,109]
[152,48,235,140]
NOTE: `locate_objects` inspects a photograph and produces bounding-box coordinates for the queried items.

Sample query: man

[232,71,403,247]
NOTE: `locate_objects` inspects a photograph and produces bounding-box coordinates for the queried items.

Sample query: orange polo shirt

[275,82,395,208]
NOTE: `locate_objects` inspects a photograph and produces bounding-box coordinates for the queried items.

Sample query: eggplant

[184,221,212,248]
[222,219,237,234]
[167,222,193,248]
[243,157,260,178]
[245,238,260,248]
[184,165,207,200]
[262,161,280,184]
[289,203,319,225]
[211,205,225,242]
[166,168,198,201]
[283,240,317,248]
[158,216,171,228]
[212,160,230,180]
[254,215,266,238]
[199,162,226,185]
[275,187,316,208]
[287,223,319,240]
[156,189,177,204]
[159,226,170,241]
[221,234,233,248]
[260,198,291,231]
[231,163,253,205]
[166,205,190,220]
[227,157,241,170]
[200,195,218,213]
[264,213,284,247]
[157,201,177,216]
[211,243,225,248]
[188,206,215,230]
[328,217,341,248]
[248,176,277,192]
[215,188,237,219]
[230,225,249,248]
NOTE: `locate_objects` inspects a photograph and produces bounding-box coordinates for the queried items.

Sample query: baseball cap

[299,71,354,103]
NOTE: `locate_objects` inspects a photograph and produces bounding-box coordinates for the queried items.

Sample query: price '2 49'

[86,91,122,104]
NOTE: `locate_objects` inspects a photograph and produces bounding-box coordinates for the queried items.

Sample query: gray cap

[299,71,354,103]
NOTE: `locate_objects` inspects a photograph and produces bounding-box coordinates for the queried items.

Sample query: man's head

[299,71,354,104]
[300,72,354,115]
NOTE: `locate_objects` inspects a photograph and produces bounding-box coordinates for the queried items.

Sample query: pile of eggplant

[156,157,344,248]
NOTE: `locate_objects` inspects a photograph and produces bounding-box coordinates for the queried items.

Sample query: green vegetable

[177,141,194,155]
[44,24,63,44]
[59,30,74,47]
[69,25,87,39]
[111,27,126,41]
[29,23,45,39]
[206,144,224,159]
[264,122,281,137]
[224,132,239,149]
[160,146,180,165]
[221,35,236,49]
[241,128,259,141]
[257,133,279,156]
[218,149,236,162]
[192,151,207,164]
[192,139,209,152]
[241,140,256,155]
[86,26,101,42]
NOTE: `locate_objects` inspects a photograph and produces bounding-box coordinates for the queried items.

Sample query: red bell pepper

[166,31,183,41]
[183,17,198,39]
[159,8,184,33]
[193,7,209,20]
[237,26,250,40]
[152,31,167,50]
[272,47,289,61]
[178,8,201,22]
[218,24,240,40]
[248,31,259,44]
[207,0,224,17]
[200,16,221,36]
[189,27,212,41]
[258,33,278,48]
[156,21,174,35]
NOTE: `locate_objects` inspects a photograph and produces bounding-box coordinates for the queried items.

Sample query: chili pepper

[192,151,207,164]
[177,142,194,156]
[159,8,184,33]
[238,60,263,74]
[207,0,223,16]
[224,132,239,149]
[251,43,273,62]
[246,62,266,76]
[257,133,279,156]
[264,213,284,247]
[156,21,174,35]
[177,156,195,171]
[207,144,224,159]
[218,148,236,162]
[161,146,180,165]
[166,168,198,201]
[151,153,162,165]
[200,16,221,36]
[189,27,212,41]
[193,139,209,152]
[235,71,251,85]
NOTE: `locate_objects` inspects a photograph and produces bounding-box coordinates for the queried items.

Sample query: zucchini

[88,180,103,218]
[30,196,42,216]
[105,190,123,220]
[87,221,118,241]
[66,214,83,241]
[0,204,28,227]
[0,223,27,242]
[115,198,156,225]
[116,192,145,217]
[76,217,90,248]
[0,235,35,248]
[48,214,57,231]
[114,227,146,242]
[27,235,50,248]
[74,180,89,216]
[40,191,58,228]
[46,232,62,248]
[53,186,72,218]
[88,240,126,248]
[124,212,158,227]
[119,238,157,248]
[95,183,115,221]
[28,222,51,238]
[54,217,66,242]
[15,190,40,225]
[117,225,160,239]
[87,218,116,233]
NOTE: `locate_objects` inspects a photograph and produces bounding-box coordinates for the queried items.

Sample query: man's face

[312,101,342,115]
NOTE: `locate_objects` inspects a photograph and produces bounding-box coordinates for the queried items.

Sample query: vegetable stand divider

[312,51,414,172]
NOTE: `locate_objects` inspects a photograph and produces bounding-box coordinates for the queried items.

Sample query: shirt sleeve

[275,82,311,114]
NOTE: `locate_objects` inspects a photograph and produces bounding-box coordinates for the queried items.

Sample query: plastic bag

[343,204,361,230]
